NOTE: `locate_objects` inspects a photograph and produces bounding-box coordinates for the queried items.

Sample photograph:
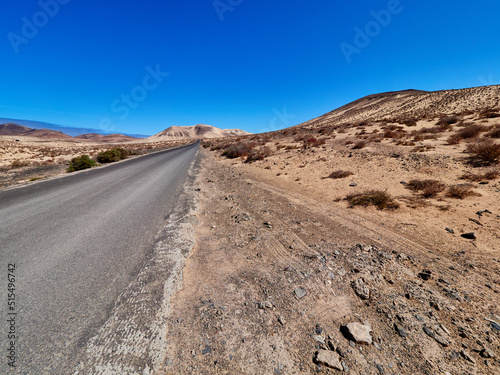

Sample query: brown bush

[446,184,480,199]
[460,169,499,181]
[346,190,399,210]
[466,139,500,165]
[326,170,354,179]
[479,109,500,119]
[486,126,500,139]
[407,179,446,198]
[221,142,256,159]
[352,141,366,149]
[245,146,272,163]
[10,159,30,169]
[437,116,459,126]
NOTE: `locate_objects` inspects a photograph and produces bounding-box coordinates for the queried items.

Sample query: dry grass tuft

[460,169,499,181]
[446,184,480,199]
[346,190,399,210]
[325,170,354,179]
[407,179,446,198]
[466,139,500,165]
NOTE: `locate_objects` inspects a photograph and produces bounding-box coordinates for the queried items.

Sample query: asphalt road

[0,142,199,374]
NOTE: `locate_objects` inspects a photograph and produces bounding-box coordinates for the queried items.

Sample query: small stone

[480,348,495,359]
[349,182,358,187]
[430,301,442,311]
[352,278,370,300]
[294,287,307,299]
[263,301,273,309]
[423,326,452,347]
[397,253,408,261]
[202,345,212,355]
[336,347,346,357]
[418,270,432,281]
[278,316,286,325]
[445,227,455,234]
[312,335,326,344]
[461,349,476,364]
[314,350,343,371]
[394,323,408,337]
[461,232,476,240]
[344,322,372,345]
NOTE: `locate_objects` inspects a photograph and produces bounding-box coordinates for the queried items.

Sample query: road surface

[0,142,200,374]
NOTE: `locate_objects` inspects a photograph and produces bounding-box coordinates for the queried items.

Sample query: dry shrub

[245,146,272,163]
[487,126,500,139]
[346,190,399,210]
[448,124,486,144]
[407,179,446,198]
[326,170,354,179]
[460,169,499,181]
[466,139,500,165]
[479,109,500,119]
[10,159,30,169]
[446,184,480,199]
[221,142,256,159]
[437,116,459,126]
[352,141,366,149]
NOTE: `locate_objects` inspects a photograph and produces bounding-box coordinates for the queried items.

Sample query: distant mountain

[0,123,73,139]
[0,118,149,138]
[149,124,251,140]
[75,133,140,143]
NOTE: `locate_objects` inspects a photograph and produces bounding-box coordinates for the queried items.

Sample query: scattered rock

[460,349,476,364]
[294,287,307,299]
[480,348,495,359]
[343,322,372,345]
[314,350,343,371]
[461,232,476,240]
[418,270,432,281]
[351,278,370,300]
[394,323,408,337]
[423,326,452,347]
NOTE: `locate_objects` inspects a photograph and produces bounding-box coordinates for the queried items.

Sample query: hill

[297,85,500,129]
[75,133,140,143]
[148,124,250,140]
[0,123,73,139]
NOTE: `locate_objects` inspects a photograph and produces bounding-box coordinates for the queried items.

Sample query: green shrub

[96,147,129,163]
[67,155,96,172]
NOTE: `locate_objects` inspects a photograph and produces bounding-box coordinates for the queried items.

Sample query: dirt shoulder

[161,150,500,374]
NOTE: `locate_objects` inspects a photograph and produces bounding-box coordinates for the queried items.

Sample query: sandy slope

[149,124,250,140]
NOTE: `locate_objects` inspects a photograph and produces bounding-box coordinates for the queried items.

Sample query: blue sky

[1,0,499,136]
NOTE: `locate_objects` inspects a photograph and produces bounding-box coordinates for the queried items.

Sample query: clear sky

[1,0,500,136]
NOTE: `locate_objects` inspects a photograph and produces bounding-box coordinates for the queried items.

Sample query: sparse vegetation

[325,170,354,179]
[346,190,399,210]
[446,184,480,199]
[10,159,30,169]
[466,139,500,165]
[447,124,486,144]
[67,155,96,172]
[96,147,129,163]
[352,141,366,149]
[460,169,499,181]
[245,146,272,163]
[407,179,446,198]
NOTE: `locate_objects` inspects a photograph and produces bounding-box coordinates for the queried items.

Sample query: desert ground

[2,86,499,374]
[161,89,500,374]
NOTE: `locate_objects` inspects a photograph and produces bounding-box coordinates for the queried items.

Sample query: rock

[315,350,343,371]
[461,349,476,364]
[461,232,476,240]
[430,301,442,311]
[423,326,452,347]
[394,323,408,337]
[418,270,432,281]
[351,278,370,300]
[344,322,372,345]
[262,301,273,309]
[349,182,358,187]
[480,348,495,359]
[445,227,455,234]
[278,316,286,325]
[294,287,307,299]
[312,334,326,345]
[397,253,408,261]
